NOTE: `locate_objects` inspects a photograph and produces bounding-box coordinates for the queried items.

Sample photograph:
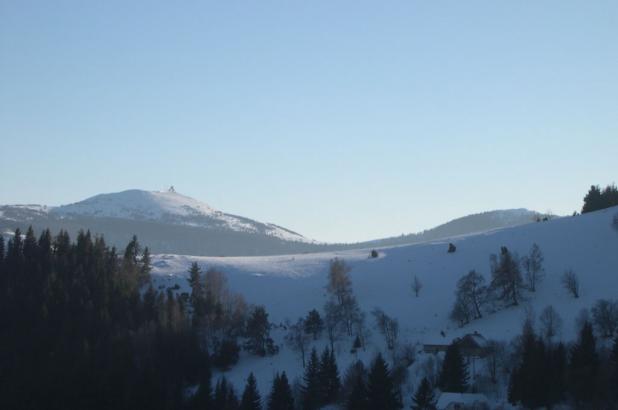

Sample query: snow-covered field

[151,206,618,404]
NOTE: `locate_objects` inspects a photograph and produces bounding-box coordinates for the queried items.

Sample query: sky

[1,1,617,243]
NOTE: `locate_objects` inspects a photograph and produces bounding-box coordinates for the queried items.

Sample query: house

[423,332,491,358]
[423,332,492,381]
[436,392,490,410]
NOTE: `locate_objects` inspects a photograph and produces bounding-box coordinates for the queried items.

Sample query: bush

[448,243,457,253]
[561,270,580,298]
[212,339,240,370]
[370,249,379,258]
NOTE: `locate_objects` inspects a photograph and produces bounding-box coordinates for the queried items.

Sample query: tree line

[0,228,209,410]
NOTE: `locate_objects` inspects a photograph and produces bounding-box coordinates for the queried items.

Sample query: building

[436,392,490,410]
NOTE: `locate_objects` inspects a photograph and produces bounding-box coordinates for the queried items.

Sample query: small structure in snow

[423,332,490,358]
[436,392,489,410]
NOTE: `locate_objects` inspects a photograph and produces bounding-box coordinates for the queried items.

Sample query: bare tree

[325,258,361,336]
[327,258,352,306]
[591,299,618,338]
[458,270,487,320]
[372,308,399,350]
[324,300,343,351]
[285,318,311,367]
[561,269,580,298]
[539,305,563,343]
[412,275,423,298]
[521,243,544,292]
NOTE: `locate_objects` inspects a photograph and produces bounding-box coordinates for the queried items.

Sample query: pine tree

[411,378,436,410]
[547,342,567,406]
[227,387,240,410]
[214,377,232,409]
[490,246,523,306]
[304,309,324,340]
[187,262,205,326]
[240,373,262,410]
[346,372,369,410]
[267,372,294,410]
[301,348,321,410]
[508,328,551,409]
[568,321,598,404]
[140,246,152,284]
[0,235,5,261]
[611,337,618,401]
[438,342,469,393]
[582,185,603,213]
[366,353,402,410]
[244,306,274,356]
[319,347,341,405]
[193,370,213,410]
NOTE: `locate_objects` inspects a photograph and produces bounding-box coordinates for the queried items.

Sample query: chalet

[423,332,491,358]
[436,392,490,410]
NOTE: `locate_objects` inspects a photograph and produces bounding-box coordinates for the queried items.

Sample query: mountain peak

[52,189,219,220]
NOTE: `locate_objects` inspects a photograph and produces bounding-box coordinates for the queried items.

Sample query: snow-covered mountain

[50,189,311,243]
[0,189,329,256]
[351,208,549,248]
[0,189,548,256]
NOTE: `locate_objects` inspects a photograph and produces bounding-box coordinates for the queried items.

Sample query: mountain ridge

[1,189,550,256]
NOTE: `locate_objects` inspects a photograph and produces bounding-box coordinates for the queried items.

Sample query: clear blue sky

[1,1,617,242]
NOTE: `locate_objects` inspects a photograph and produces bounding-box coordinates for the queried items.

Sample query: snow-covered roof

[436,392,489,408]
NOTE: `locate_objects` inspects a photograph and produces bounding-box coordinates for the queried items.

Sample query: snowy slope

[50,189,313,243]
[150,206,618,401]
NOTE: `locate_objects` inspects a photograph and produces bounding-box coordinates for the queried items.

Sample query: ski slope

[151,206,618,402]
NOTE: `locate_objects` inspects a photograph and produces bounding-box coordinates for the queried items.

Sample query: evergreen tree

[193,370,213,410]
[301,348,321,410]
[227,387,240,410]
[438,342,469,393]
[508,328,551,408]
[490,246,523,306]
[267,372,294,410]
[214,377,231,409]
[188,262,205,327]
[0,235,5,261]
[411,378,436,410]
[611,337,618,401]
[319,347,341,405]
[582,185,604,213]
[568,321,599,405]
[547,342,567,406]
[240,373,262,410]
[245,306,275,356]
[345,371,368,410]
[304,309,324,340]
[366,353,402,410]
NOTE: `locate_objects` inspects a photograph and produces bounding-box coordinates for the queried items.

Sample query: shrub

[448,243,457,253]
[561,270,580,298]
[212,339,240,370]
[370,249,379,258]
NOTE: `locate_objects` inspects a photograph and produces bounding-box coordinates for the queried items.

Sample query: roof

[436,392,489,408]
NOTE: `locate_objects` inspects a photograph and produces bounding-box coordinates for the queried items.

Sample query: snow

[150,205,618,405]
[50,189,314,243]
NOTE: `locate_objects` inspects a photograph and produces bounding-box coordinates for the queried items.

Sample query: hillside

[150,206,618,405]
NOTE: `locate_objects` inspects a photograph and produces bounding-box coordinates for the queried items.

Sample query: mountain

[0,189,329,256]
[350,208,549,248]
[0,189,548,256]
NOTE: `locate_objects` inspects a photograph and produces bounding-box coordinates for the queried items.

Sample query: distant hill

[0,189,548,256]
